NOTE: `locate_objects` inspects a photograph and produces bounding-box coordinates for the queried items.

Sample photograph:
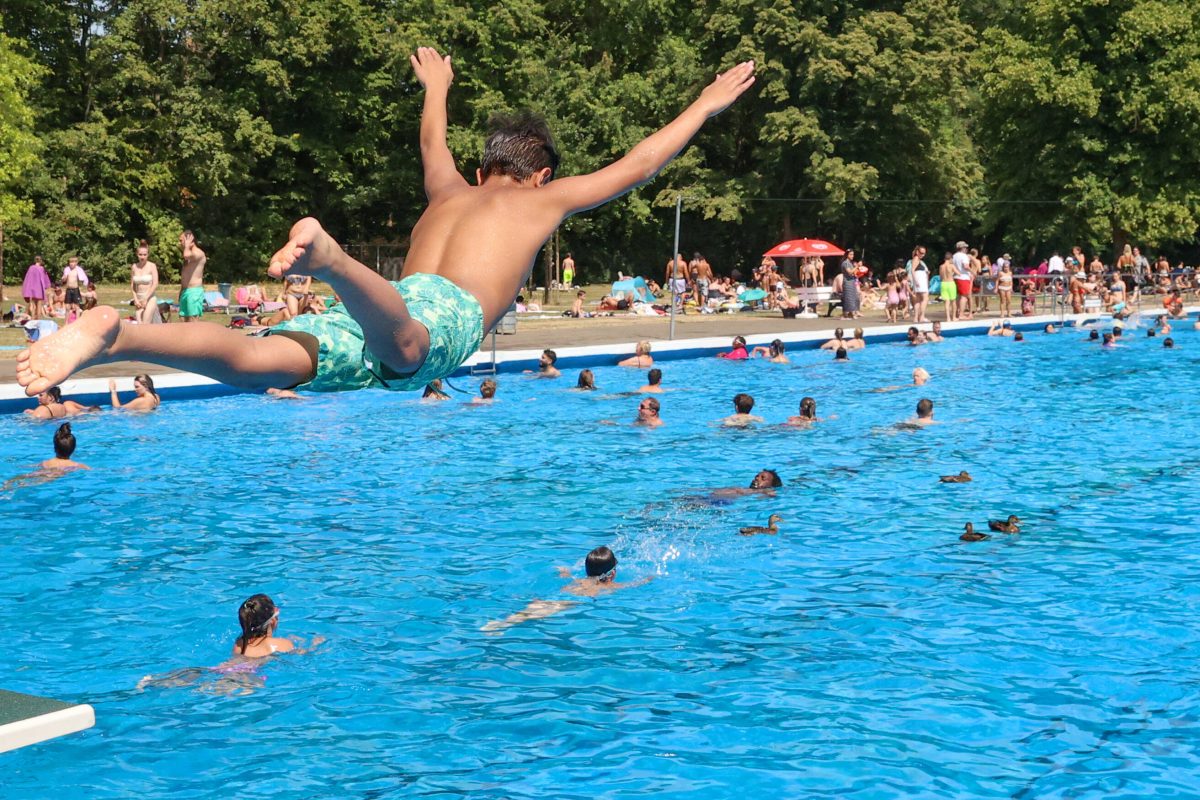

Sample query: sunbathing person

[17,49,756,396]
[480,546,650,634]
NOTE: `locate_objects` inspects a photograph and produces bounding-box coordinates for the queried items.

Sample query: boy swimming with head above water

[16,48,756,396]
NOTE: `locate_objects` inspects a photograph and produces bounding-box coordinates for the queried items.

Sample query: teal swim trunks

[179,286,205,318]
[266,272,485,392]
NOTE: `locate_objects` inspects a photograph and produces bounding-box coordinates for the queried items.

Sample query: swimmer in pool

[638,368,664,393]
[635,396,663,427]
[897,397,936,429]
[709,468,783,498]
[40,423,88,472]
[524,348,561,378]
[872,367,930,393]
[18,49,756,397]
[480,546,651,634]
[471,378,498,404]
[721,392,764,426]
[833,347,850,361]
[988,320,1014,337]
[137,594,323,694]
[784,396,822,425]
[750,338,789,363]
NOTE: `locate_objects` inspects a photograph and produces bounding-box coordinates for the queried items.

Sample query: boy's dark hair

[1089,330,1099,340]
[916,398,934,418]
[480,111,560,182]
[754,469,783,488]
[835,347,848,359]
[647,368,662,385]
[53,423,76,458]
[543,349,557,365]
[585,546,617,577]
[733,393,754,413]
[1164,337,1175,348]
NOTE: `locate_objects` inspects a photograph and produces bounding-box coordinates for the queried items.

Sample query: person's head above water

[576,369,596,390]
[479,378,497,399]
[769,338,785,356]
[799,397,816,419]
[236,593,280,655]
[732,335,746,349]
[541,349,557,367]
[1089,330,1099,340]
[647,368,662,386]
[913,367,930,385]
[584,546,617,580]
[750,468,783,489]
[479,111,560,184]
[635,340,652,356]
[42,387,63,404]
[1147,328,1157,337]
[1164,337,1175,348]
[916,398,934,419]
[53,422,76,459]
[732,393,755,414]
[834,347,848,361]
[1013,332,1024,341]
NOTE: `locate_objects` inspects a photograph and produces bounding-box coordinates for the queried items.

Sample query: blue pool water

[4,322,1200,798]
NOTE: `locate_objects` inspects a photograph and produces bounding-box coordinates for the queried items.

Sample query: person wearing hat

[952,241,973,320]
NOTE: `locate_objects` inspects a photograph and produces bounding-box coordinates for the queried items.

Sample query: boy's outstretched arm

[411,46,468,200]
[548,61,755,216]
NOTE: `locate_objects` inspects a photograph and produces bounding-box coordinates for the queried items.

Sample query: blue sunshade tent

[611,278,653,303]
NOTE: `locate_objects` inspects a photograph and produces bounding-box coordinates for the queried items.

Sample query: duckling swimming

[740,514,782,536]
[939,471,972,483]
[959,522,989,542]
[987,515,1021,533]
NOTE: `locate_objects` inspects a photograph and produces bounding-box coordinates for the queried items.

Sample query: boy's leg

[16,306,315,396]
[268,218,430,375]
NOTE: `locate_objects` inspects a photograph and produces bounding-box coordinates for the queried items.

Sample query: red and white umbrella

[763,238,845,258]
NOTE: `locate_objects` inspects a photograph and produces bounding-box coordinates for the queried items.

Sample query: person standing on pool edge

[16,48,756,396]
[178,231,207,322]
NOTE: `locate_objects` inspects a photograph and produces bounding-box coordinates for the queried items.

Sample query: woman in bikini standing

[129,240,161,324]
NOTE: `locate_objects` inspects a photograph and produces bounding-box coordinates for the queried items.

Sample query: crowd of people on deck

[13,235,334,333]
[551,240,1200,323]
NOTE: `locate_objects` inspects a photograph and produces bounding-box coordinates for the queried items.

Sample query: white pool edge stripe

[0,307,1193,408]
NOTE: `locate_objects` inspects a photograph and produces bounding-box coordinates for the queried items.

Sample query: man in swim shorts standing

[18,48,755,396]
[178,231,207,322]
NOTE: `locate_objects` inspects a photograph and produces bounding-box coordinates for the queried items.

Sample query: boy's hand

[411,46,454,92]
[695,60,756,117]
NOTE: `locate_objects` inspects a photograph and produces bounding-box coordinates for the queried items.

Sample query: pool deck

[0,303,1182,413]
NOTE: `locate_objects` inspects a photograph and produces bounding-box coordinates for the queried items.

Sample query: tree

[974,0,1200,256]
[0,21,43,295]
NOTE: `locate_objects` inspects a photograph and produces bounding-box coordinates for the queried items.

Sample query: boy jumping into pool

[16,48,756,396]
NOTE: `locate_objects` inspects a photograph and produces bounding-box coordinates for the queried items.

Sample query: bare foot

[267,217,344,281]
[16,307,122,396]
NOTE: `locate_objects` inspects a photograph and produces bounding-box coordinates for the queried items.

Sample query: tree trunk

[0,223,5,305]
[1111,223,1130,261]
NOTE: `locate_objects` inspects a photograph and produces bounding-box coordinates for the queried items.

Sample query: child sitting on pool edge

[17,49,756,397]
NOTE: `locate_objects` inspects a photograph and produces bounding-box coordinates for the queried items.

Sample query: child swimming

[137,594,320,694]
[17,49,756,397]
[480,546,650,634]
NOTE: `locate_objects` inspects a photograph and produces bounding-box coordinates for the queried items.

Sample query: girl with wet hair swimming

[575,369,597,390]
[234,593,294,657]
[39,422,89,471]
[786,397,820,426]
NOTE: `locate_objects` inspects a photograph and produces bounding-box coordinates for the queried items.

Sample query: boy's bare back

[407,47,755,332]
